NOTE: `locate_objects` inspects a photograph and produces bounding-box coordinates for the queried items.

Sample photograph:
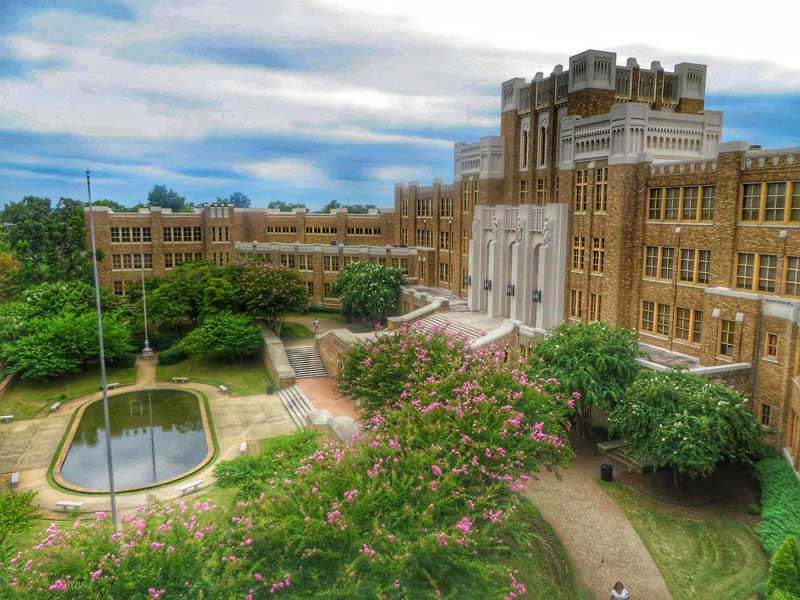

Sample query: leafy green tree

[201,275,236,318]
[147,185,191,212]
[528,322,640,439]
[1,196,53,283]
[92,199,134,212]
[768,537,800,599]
[144,262,224,332]
[0,490,38,561]
[180,313,262,359]
[321,200,376,214]
[0,311,133,379]
[609,370,763,484]
[47,198,93,282]
[230,259,307,334]
[771,591,800,600]
[266,200,306,211]
[215,192,251,208]
[0,252,19,299]
[331,261,405,324]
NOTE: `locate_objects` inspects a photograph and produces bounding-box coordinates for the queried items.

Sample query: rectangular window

[323,255,340,272]
[122,254,132,269]
[174,253,184,266]
[111,227,120,243]
[664,188,680,220]
[163,227,172,242]
[741,183,761,221]
[121,227,131,243]
[183,226,192,242]
[594,167,608,212]
[165,254,173,268]
[591,237,605,273]
[660,247,675,279]
[173,226,183,242]
[113,281,125,296]
[761,403,772,427]
[701,186,715,220]
[536,178,547,205]
[438,262,450,283]
[692,310,703,343]
[736,252,755,290]
[648,188,662,220]
[758,254,778,292]
[440,197,453,218]
[678,248,710,284]
[133,253,142,269]
[195,252,202,262]
[519,180,528,203]
[323,282,334,297]
[682,187,698,220]
[401,228,408,246]
[132,226,141,243]
[679,249,696,282]
[589,293,602,322]
[462,229,469,255]
[766,332,779,358]
[644,246,659,278]
[698,250,710,284]
[765,183,786,222]
[280,254,295,269]
[570,289,583,319]
[298,255,312,271]
[574,169,588,212]
[674,307,703,343]
[792,182,800,222]
[305,281,314,296]
[641,301,655,331]
[473,179,479,206]
[144,254,153,269]
[193,226,202,241]
[786,256,800,295]
[719,319,735,357]
[439,231,450,251]
[657,303,671,335]
[112,254,122,270]
[572,236,585,271]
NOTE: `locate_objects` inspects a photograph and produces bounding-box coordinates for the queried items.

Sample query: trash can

[601,463,613,482]
[266,384,275,395]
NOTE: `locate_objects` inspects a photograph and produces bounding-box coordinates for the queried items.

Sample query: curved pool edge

[50,387,216,495]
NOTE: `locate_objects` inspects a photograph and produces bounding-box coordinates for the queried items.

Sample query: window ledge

[677,282,709,289]
[641,277,673,285]
[762,357,781,365]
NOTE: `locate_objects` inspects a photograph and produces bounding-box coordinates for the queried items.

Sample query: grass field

[600,480,768,599]
[279,321,315,339]
[286,311,347,323]
[0,366,138,419]
[156,355,272,396]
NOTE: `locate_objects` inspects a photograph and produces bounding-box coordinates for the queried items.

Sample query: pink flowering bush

[2,327,574,599]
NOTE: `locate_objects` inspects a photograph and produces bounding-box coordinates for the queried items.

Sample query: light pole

[139,233,153,358]
[85,170,118,530]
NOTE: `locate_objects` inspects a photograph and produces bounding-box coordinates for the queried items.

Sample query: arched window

[538,126,547,167]
[521,128,529,169]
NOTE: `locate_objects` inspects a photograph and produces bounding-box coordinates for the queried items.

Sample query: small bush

[755,456,800,553]
[0,490,39,562]
[747,502,762,516]
[109,351,136,369]
[767,536,800,598]
[156,346,188,366]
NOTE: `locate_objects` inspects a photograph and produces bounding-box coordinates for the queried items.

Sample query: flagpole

[85,170,118,530]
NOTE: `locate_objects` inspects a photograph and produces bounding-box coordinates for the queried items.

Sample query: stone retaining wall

[258,323,296,389]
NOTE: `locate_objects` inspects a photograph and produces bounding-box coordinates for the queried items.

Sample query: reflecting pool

[58,389,210,491]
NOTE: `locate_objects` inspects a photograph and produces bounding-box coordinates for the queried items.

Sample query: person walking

[312,318,320,335]
[610,581,630,600]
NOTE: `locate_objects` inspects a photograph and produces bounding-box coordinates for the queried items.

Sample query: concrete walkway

[3,359,296,516]
[524,450,672,600]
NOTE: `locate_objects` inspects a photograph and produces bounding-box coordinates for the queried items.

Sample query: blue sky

[1,1,799,210]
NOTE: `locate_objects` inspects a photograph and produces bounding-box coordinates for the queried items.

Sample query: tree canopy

[215,192,251,208]
[147,185,191,212]
[320,200,377,214]
[768,536,800,599]
[528,321,641,438]
[331,261,405,324]
[230,259,308,333]
[608,370,763,481]
[266,200,306,211]
[180,313,262,359]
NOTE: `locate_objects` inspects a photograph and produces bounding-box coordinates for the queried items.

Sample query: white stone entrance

[467,204,568,331]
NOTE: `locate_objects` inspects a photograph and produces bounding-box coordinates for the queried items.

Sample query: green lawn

[156,355,272,396]
[286,310,347,323]
[0,366,137,419]
[279,321,315,340]
[600,480,768,599]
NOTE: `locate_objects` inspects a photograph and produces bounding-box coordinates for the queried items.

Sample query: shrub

[156,346,188,366]
[768,536,800,598]
[109,352,137,369]
[179,313,262,359]
[0,491,39,562]
[331,261,405,324]
[756,456,800,553]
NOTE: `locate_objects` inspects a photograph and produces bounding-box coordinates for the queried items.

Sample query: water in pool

[59,389,209,491]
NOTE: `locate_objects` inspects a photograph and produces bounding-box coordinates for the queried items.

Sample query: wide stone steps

[277,385,315,429]
[447,302,470,312]
[285,346,329,379]
[412,312,483,342]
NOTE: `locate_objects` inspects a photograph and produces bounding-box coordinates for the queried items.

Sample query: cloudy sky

[2,0,799,210]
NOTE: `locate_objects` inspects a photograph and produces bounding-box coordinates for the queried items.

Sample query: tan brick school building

[89,49,800,463]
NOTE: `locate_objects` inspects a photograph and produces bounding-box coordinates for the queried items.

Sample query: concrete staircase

[278,385,315,429]
[285,346,328,379]
[412,312,483,342]
[447,302,470,312]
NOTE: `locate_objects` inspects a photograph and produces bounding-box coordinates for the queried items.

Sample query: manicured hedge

[756,455,800,554]
[155,346,188,366]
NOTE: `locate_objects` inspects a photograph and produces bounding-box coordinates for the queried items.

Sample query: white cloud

[368,164,434,182]
[240,158,327,184]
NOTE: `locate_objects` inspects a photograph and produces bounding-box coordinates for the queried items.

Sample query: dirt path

[524,451,672,600]
[135,356,156,385]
